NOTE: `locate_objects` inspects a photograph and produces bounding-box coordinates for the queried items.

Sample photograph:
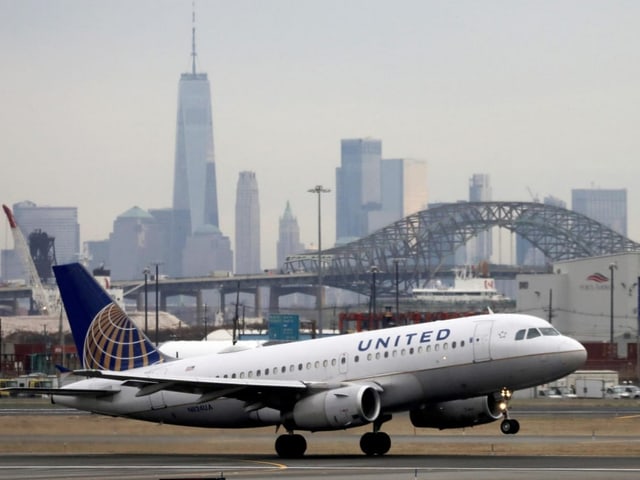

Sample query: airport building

[517,252,640,375]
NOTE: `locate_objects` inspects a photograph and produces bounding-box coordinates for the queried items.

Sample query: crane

[2,204,55,314]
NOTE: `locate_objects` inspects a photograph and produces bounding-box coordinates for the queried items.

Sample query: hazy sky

[2,0,640,269]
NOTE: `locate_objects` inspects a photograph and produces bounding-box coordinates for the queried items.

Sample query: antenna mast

[191,2,197,74]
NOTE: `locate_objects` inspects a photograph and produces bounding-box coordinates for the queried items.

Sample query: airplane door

[339,353,348,374]
[473,321,493,362]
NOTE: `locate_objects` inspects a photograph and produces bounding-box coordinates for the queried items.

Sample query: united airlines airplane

[8,263,586,458]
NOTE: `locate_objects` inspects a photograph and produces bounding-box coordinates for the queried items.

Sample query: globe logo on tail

[84,303,162,371]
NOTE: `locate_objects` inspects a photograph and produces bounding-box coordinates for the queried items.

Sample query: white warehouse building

[517,252,640,345]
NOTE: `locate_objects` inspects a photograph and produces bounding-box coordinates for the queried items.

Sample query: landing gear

[498,387,520,435]
[359,413,392,456]
[275,433,307,458]
[360,431,391,456]
[500,418,520,434]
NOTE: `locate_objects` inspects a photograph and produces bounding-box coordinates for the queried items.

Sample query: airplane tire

[275,434,307,458]
[500,419,520,435]
[360,432,391,456]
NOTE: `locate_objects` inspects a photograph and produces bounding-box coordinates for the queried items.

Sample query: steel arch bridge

[284,201,640,295]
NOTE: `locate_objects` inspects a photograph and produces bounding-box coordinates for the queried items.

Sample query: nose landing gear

[498,387,520,435]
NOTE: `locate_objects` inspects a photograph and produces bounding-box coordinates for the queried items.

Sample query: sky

[2,0,640,269]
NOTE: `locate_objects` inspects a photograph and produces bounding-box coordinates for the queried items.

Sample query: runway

[1,453,640,480]
[1,400,640,479]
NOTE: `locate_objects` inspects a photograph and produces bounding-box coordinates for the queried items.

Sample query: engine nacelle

[409,395,503,429]
[286,385,381,431]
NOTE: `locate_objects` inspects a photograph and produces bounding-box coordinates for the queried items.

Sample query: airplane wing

[74,369,322,407]
[1,386,120,397]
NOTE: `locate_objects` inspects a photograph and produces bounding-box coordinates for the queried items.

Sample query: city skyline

[2,1,640,268]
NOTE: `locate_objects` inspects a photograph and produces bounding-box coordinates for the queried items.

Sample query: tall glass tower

[336,138,382,244]
[169,11,231,277]
[172,15,219,234]
[572,188,627,236]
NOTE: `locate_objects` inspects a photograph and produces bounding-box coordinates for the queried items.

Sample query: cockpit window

[540,327,560,336]
[526,328,541,339]
[515,329,526,340]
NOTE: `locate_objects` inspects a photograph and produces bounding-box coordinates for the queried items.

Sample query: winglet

[54,263,162,371]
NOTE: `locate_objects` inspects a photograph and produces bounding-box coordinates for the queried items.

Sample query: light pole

[143,267,150,336]
[609,262,617,355]
[392,258,405,325]
[308,185,330,335]
[370,266,379,329]
[152,262,163,345]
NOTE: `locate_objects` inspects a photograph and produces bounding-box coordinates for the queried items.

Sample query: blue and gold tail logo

[84,303,162,371]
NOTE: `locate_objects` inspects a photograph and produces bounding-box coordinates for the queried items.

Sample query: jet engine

[285,384,381,431]
[409,395,503,429]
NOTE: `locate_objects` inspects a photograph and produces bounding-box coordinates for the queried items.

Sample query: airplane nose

[564,338,587,370]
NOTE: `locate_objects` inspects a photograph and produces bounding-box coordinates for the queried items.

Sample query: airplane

[5,263,587,458]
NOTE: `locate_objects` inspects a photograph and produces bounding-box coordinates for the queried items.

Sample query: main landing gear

[360,413,393,456]
[275,433,307,458]
[498,387,520,435]
[274,414,394,458]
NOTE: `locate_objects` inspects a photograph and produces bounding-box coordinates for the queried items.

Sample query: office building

[13,201,80,281]
[108,206,164,281]
[170,17,230,277]
[369,158,428,231]
[277,201,305,269]
[516,195,567,265]
[467,174,492,264]
[336,138,382,243]
[572,188,627,236]
[235,171,261,274]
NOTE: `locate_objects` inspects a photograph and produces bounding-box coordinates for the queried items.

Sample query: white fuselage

[54,313,585,429]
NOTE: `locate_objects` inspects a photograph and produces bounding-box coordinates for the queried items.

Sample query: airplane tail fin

[53,263,162,371]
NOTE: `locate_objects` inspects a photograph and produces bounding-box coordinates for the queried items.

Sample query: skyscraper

[336,138,382,243]
[172,19,219,233]
[369,158,428,231]
[572,188,627,236]
[12,201,80,265]
[277,201,305,269]
[467,174,492,264]
[2,201,80,283]
[235,171,261,274]
[170,12,231,277]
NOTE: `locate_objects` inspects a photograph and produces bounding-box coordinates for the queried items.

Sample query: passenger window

[452,341,456,349]
[527,328,541,339]
[515,329,526,340]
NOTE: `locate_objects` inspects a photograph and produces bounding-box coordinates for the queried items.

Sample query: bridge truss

[284,202,640,295]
